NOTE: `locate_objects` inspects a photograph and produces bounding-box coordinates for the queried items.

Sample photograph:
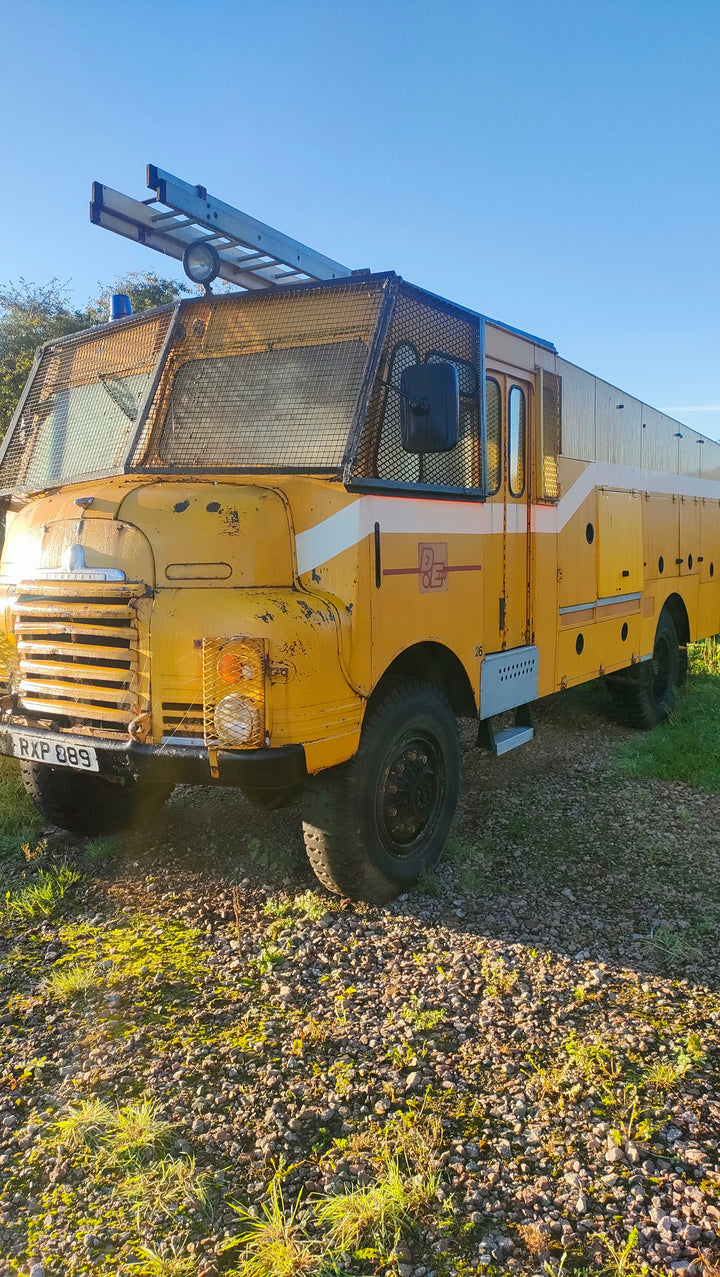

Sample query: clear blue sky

[1,0,719,435]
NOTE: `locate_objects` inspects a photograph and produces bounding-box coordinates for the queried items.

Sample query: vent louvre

[161,702,204,740]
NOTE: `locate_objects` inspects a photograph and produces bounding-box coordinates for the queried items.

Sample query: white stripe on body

[295,462,720,575]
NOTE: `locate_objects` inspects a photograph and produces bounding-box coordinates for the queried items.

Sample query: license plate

[10,731,99,772]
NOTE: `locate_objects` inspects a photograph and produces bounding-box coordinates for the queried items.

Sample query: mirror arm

[377,377,429,415]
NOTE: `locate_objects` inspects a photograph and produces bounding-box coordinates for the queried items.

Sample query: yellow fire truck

[0,166,717,902]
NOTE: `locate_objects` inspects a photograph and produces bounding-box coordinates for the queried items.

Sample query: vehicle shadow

[119,679,720,994]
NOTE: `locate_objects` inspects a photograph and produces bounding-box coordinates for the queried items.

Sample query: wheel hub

[378,735,444,850]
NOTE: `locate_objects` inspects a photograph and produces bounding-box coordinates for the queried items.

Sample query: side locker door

[501,375,533,649]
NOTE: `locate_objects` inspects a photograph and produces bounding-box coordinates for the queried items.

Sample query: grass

[83,834,122,863]
[313,1155,439,1251]
[416,868,441,896]
[41,959,102,998]
[0,756,43,857]
[263,889,332,924]
[55,1097,174,1165]
[643,926,702,965]
[3,862,81,920]
[223,1179,323,1277]
[614,674,720,791]
[600,1227,652,1277]
[399,994,444,1032]
[127,1242,198,1276]
[689,635,720,675]
[120,1154,215,1222]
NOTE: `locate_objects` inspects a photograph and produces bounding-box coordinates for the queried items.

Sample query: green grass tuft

[3,863,81,920]
[614,675,720,791]
[313,1155,439,1250]
[42,959,102,998]
[55,1096,174,1165]
[83,834,123,863]
[222,1179,323,1277]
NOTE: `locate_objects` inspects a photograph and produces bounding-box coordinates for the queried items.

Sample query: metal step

[477,703,535,756]
[490,724,534,756]
[90,164,353,291]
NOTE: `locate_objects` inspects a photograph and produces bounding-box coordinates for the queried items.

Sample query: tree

[0,271,190,437]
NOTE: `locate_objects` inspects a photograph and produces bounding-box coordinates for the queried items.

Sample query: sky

[0,0,719,436]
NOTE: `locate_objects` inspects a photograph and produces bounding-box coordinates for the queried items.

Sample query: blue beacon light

[109,293,133,321]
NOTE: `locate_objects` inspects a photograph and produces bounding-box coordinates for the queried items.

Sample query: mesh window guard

[0,311,172,496]
[540,370,562,502]
[141,283,384,472]
[354,284,481,490]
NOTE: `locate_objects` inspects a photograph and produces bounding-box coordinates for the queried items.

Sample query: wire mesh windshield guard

[0,310,173,496]
[0,278,388,494]
[139,283,385,471]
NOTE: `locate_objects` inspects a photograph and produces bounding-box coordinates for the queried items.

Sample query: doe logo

[418,542,448,592]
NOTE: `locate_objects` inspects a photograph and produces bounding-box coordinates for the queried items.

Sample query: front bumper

[0,726,307,791]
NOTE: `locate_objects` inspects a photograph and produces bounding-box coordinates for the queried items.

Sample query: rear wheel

[21,763,174,837]
[607,610,680,728]
[302,679,460,904]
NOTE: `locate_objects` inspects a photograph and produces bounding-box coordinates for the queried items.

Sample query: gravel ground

[1,682,719,1276]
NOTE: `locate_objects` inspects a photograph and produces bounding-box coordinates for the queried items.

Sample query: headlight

[182,241,221,286]
[214,694,261,745]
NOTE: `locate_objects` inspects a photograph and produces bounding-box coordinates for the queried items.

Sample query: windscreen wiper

[97,374,138,422]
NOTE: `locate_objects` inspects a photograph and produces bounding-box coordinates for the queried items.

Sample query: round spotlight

[214,694,260,745]
[182,241,221,286]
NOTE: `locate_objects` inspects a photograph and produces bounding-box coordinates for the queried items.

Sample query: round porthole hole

[658,556,664,575]
[621,622,628,641]
[575,633,584,655]
[585,522,594,544]
[688,553,693,570]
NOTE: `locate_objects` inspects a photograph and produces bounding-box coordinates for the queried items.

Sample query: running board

[477,704,534,756]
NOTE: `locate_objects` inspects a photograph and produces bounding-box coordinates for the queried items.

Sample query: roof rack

[90,164,353,291]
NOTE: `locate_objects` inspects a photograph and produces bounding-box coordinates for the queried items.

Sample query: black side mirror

[400,362,460,453]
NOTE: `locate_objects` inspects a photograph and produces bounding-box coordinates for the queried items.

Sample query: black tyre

[302,678,460,904]
[20,763,174,837]
[607,610,680,728]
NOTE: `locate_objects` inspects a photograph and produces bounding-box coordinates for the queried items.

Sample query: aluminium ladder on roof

[90,164,353,291]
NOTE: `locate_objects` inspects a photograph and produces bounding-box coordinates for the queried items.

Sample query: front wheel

[302,679,460,904]
[21,763,174,837]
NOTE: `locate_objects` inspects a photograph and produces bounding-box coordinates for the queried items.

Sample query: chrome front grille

[11,582,143,736]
